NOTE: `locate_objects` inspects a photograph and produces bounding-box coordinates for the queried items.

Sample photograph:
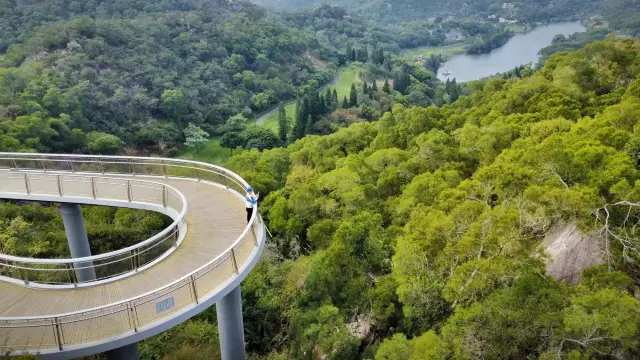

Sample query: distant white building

[488,15,497,19]
[502,3,515,9]
[499,17,507,23]
[427,17,437,24]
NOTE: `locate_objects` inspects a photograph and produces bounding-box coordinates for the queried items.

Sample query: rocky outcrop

[347,314,372,340]
[542,223,604,284]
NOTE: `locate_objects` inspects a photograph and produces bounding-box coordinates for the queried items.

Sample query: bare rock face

[347,314,372,341]
[542,223,604,284]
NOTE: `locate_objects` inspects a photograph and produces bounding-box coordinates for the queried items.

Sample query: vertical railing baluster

[91,177,97,199]
[10,159,18,170]
[98,158,104,174]
[129,159,135,176]
[69,263,78,287]
[190,275,199,304]
[162,185,167,207]
[127,180,132,202]
[127,303,137,332]
[23,173,30,194]
[56,175,63,196]
[53,318,63,350]
[251,221,259,246]
[56,318,65,347]
[231,249,239,275]
[162,161,168,177]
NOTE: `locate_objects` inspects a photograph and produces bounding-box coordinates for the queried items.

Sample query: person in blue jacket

[245,187,259,223]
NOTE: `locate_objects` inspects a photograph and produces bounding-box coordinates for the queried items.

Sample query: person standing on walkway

[245,187,259,223]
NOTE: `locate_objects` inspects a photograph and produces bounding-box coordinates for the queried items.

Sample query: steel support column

[217,285,246,360]
[60,203,97,282]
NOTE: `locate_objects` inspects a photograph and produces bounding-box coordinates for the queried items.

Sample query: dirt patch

[542,222,604,284]
[302,51,327,69]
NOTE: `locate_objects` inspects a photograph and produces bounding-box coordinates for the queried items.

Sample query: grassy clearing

[178,137,239,165]
[333,67,358,99]
[262,67,359,129]
[263,104,296,132]
[401,41,470,60]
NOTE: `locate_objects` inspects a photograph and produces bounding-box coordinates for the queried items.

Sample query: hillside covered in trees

[207,38,640,360]
[254,0,640,35]
[0,1,495,157]
[2,0,640,359]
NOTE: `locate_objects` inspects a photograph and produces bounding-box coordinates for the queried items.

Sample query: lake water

[437,21,586,82]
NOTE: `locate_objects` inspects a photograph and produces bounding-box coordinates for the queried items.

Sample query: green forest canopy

[2,0,640,359]
[215,38,640,360]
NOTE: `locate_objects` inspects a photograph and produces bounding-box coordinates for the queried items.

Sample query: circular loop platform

[0,153,266,359]
[0,174,188,288]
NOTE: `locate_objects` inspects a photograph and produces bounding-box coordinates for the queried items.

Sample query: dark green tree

[349,84,358,107]
[293,98,308,141]
[277,103,289,143]
[220,132,245,155]
[305,114,313,135]
[383,79,391,93]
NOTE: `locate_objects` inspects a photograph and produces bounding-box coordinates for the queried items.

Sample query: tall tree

[319,94,326,115]
[342,96,349,109]
[305,114,313,135]
[325,88,333,111]
[277,103,288,143]
[372,79,378,92]
[294,98,308,141]
[332,89,339,108]
[383,79,391,93]
[349,83,358,107]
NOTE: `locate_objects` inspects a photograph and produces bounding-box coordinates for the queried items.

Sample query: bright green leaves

[442,273,567,360]
[290,305,360,360]
[562,289,640,357]
[375,332,447,360]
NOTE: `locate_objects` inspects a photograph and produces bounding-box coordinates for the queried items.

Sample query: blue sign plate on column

[155,296,175,314]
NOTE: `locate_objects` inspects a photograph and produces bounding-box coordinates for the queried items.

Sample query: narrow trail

[255,68,341,126]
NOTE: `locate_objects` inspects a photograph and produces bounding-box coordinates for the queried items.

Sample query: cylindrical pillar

[217,285,246,360]
[106,343,139,360]
[60,203,96,282]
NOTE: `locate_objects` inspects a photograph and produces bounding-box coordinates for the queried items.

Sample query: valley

[2,0,640,359]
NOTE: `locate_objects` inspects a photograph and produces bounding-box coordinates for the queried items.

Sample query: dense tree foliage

[0,6,336,154]
[3,0,640,359]
[218,39,640,360]
[0,200,171,258]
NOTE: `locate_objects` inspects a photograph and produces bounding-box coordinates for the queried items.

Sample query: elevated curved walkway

[0,154,266,359]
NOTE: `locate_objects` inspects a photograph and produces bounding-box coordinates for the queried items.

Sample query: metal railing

[0,171,187,287]
[0,153,263,353]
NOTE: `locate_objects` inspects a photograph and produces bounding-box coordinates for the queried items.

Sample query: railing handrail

[0,173,187,264]
[0,152,260,322]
